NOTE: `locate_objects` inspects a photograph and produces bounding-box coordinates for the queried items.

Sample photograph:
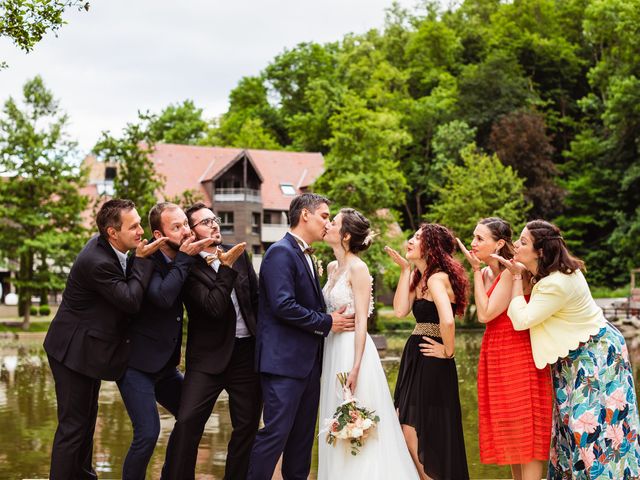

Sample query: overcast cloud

[1,0,422,154]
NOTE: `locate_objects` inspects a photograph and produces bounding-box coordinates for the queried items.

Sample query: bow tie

[294,238,315,255]
[205,253,218,265]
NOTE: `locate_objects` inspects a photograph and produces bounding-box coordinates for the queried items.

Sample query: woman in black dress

[385,223,470,480]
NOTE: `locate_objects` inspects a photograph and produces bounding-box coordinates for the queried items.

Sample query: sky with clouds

[1,0,424,154]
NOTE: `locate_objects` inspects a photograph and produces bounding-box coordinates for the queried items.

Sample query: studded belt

[411,323,441,337]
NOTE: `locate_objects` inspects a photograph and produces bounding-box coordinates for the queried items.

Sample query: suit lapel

[286,233,323,300]
[97,235,127,277]
[192,256,218,285]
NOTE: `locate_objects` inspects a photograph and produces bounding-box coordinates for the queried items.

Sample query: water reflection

[1,333,639,479]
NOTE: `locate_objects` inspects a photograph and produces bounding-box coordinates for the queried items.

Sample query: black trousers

[48,354,101,480]
[162,337,262,480]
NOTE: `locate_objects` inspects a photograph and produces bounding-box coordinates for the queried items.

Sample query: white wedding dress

[318,269,418,479]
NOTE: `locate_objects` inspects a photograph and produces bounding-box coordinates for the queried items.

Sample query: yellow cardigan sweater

[507,270,606,369]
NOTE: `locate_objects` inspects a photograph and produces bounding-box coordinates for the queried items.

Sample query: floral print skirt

[549,322,640,479]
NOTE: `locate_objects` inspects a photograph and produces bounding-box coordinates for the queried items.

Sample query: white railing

[214,188,261,203]
[261,223,289,243]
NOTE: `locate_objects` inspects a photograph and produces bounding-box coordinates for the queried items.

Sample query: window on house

[218,211,234,235]
[280,183,296,195]
[252,212,261,235]
[105,166,117,180]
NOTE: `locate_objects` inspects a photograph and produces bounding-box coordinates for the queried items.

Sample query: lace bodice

[322,268,374,317]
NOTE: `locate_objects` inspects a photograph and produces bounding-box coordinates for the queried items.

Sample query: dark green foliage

[201,0,640,287]
[142,100,208,145]
[0,76,88,329]
[1,0,89,68]
[93,123,164,225]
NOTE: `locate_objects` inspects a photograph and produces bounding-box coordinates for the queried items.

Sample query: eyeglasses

[191,217,220,230]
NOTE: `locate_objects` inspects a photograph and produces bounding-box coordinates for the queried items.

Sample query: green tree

[164,189,205,210]
[557,0,640,285]
[400,73,460,228]
[0,76,88,329]
[315,93,409,209]
[428,144,529,240]
[1,0,89,68]
[142,100,208,145]
[264,42,338,121]
[314,93,410,330]
[429,119,476,193]
[205,0,640,289]
[205,76,284,148]
[457,51,534,139]
[93,122,164,224]
[230,118,281,150]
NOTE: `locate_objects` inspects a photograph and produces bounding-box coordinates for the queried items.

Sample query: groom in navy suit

[247,193,355,480]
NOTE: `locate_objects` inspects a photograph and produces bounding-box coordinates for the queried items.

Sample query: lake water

[1,331,639,479]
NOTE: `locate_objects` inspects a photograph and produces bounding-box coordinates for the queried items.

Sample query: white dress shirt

[110,244,128,275]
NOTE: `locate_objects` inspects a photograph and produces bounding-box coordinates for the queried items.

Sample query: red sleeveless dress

[477,273,553,465]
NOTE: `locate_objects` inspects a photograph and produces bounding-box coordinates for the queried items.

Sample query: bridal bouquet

[323,372,380,456]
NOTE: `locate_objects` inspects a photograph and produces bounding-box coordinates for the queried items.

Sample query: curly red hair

[409,223,469,316]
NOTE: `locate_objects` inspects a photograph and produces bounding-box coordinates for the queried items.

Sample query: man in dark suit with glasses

[162,202,261,480]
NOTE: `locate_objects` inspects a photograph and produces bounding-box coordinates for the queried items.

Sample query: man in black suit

[163,202,261,480]
[117,202,214,480]
[43,199,166,480]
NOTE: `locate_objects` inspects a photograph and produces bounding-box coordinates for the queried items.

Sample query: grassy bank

[0,320,52,332]
[590,285,630,298]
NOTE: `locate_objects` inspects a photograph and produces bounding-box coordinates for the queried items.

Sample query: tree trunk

[22,296,31,331]
[19,250,33,331]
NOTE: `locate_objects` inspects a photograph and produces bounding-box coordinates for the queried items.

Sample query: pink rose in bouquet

[323,372,380,456]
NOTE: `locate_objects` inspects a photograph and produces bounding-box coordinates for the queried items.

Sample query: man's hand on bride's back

[330,305,355,333]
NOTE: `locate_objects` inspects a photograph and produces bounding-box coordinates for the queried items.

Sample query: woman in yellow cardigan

[494,219,640,479]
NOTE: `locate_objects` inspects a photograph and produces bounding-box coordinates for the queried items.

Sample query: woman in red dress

[457,218,552,480]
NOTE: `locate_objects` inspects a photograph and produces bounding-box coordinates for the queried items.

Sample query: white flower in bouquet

[321,371,380,456]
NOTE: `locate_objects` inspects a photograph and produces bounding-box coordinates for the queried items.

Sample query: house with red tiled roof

[84,144,325,267]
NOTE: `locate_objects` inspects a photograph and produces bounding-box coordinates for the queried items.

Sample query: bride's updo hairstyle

[339,208,373,254]
[410,223,469,316]
[525,219,585,281]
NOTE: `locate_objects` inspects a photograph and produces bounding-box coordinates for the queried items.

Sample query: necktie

[205,254,218,265]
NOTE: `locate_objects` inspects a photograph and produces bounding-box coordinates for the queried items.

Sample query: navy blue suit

[248,233,332,480]
[117,249,196,480]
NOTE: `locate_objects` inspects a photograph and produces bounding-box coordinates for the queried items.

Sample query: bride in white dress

[318,208,418,479]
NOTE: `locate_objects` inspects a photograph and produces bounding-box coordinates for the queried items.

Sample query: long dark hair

[525,219,585,280]
[479,217,515,262]
[409,223,469,316]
